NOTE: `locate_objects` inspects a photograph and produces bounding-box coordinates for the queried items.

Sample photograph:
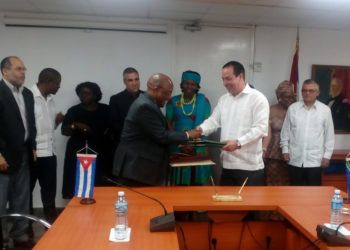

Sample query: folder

[185,139,226,147]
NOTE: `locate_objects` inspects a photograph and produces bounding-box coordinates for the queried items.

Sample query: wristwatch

[236,140,242,149]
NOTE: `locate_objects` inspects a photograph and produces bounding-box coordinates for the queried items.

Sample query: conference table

[34,186,350,250]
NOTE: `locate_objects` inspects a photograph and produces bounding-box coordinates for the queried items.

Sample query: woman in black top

[61,82,110,199]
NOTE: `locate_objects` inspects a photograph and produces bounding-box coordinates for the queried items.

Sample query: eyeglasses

[301,89,318,93]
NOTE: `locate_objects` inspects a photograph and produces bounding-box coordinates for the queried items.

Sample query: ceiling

[1,0,350,30]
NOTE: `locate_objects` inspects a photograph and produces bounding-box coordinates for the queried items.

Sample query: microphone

[316,222,350,246]
[103,177,175,232]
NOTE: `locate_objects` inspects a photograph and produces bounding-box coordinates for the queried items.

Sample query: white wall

[1,22,349,207]
[253,26,296,102]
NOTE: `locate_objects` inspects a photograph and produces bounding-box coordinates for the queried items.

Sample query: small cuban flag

[74,153,97,198]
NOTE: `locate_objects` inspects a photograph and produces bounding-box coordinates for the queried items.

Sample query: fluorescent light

[2,13,168,34]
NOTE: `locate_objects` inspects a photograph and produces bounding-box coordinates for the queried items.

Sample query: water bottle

[330,189,343,229]
[114,191,128,240]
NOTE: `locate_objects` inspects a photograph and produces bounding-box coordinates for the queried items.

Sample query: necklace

[180,94,196,116]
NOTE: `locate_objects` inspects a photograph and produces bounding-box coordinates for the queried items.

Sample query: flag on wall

[75,153,97,198]
[290,29,299,95]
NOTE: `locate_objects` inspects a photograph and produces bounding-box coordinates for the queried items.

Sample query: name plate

[212,194,242,202]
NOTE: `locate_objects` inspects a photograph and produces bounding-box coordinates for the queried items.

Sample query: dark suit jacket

[109,89,143,146]
[328,94,350,130]
[113,93,187,185]
[0,79,36,174]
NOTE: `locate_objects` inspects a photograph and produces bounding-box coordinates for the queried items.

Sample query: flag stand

[80,197,96,205]
[76,140,98,205]
[76,140,98,155]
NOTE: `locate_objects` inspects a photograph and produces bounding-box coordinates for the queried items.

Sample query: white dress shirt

[200,84,269,171]
[280,100,334,168]
[3,79,28,140]
[31,84,57,157]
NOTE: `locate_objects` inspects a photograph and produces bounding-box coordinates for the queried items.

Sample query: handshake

[186,127,203,140]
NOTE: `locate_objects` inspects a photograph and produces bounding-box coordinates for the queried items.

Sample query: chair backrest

[0,213,51,249]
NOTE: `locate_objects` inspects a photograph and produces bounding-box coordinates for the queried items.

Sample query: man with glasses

[0,56,36,247]
[280,79,334,186]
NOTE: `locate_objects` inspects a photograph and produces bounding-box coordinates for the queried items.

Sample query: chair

[0,213,51,249]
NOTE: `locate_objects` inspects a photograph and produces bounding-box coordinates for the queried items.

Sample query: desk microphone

[103,177,175,232]
[316,222,350,246]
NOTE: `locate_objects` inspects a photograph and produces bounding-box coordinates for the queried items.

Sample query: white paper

[109,227,131,242]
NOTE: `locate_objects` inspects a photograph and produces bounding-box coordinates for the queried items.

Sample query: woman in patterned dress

[263,81,296,185]
[166,70,211,185]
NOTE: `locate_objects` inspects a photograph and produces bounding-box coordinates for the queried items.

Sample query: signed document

[184,139,226,147]
[169,153,215,167]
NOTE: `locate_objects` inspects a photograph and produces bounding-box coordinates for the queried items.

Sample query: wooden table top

[34,186,346,250]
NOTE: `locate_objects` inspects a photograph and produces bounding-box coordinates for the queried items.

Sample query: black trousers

[30,156,57,210]
[220,168,265,186]
[288,165,322,186]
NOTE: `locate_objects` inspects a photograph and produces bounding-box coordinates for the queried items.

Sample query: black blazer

[113,93,187,185]
[109,89,143,145]
[0,80,36,173]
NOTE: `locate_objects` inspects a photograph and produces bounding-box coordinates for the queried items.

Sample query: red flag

[290,30,299,95]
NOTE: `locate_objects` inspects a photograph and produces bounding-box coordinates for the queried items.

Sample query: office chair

[0,213,51,249]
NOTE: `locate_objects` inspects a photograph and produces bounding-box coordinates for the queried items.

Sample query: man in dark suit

[108,67,143,178]
[327,78,350,131]
[109,67,143,147]
[113,73,201,186]
[0,56,36,246]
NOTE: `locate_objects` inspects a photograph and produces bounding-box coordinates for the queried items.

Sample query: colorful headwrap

[181,70,201,85]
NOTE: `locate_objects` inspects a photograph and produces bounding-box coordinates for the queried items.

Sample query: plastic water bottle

[330,189,343,229]
[114,191,128,240]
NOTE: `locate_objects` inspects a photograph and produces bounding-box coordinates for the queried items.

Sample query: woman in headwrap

[263,81,296,185]
[166,70,211,185]
[61,82,110,199]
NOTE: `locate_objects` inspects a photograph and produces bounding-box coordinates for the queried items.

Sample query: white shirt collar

[32,84,53,101]
[302,100,318,110]
[2,78,24,93]
[231,83,252,98]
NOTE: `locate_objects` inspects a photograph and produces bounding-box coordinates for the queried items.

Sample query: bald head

[147,73,173,89]
[147,73,173,107]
